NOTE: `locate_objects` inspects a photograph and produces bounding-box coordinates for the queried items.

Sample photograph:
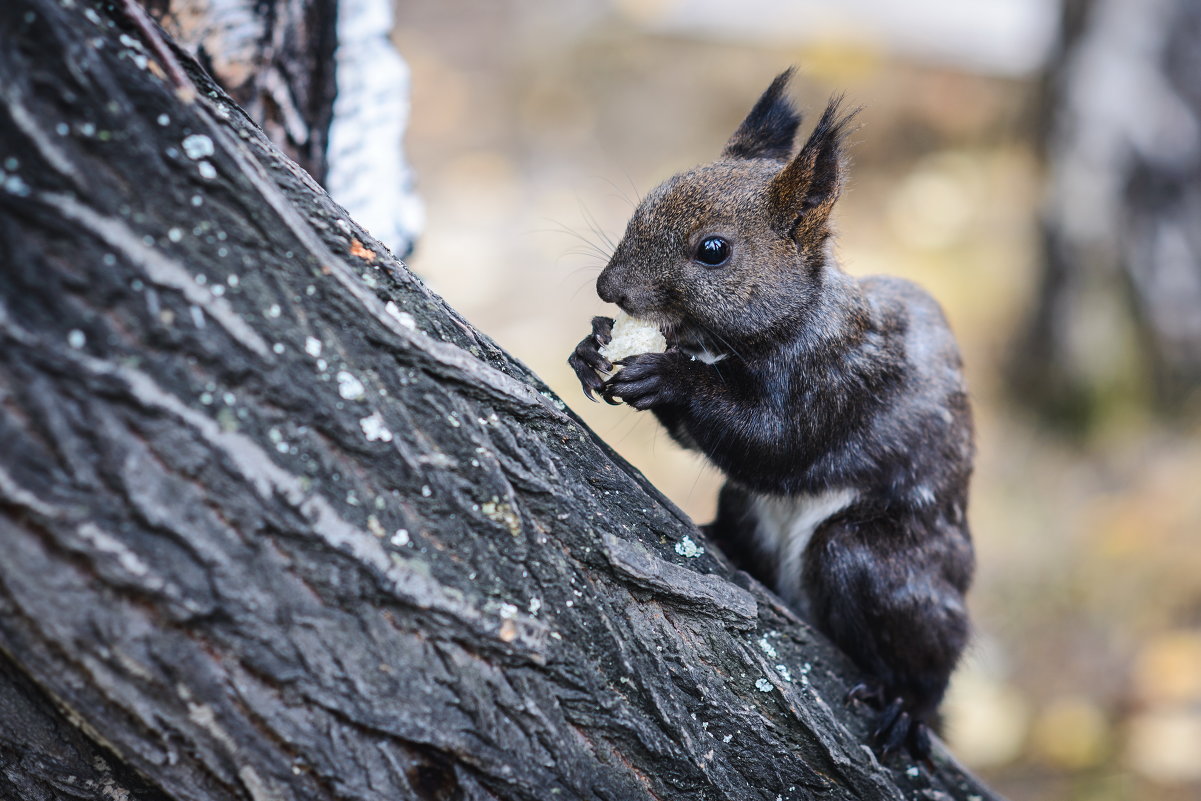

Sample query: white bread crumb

[599,311,666,366]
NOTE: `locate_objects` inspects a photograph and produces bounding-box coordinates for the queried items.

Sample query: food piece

[599,311,666,367]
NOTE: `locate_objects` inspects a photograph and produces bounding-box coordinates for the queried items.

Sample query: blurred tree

[143,0,420,255]
[143,0,339,182]
[1014,0,1201,424]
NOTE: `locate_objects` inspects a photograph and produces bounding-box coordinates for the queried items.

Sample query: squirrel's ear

[768,95,859,242]
[722,69,801,161]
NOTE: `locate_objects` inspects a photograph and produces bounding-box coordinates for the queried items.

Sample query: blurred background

[388,1,1201,798]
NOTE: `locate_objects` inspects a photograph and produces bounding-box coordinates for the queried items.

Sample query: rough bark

[0,2,1001,799]
[1012,0,1201,422]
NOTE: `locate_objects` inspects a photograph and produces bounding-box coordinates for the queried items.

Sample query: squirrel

[568,69,974,759]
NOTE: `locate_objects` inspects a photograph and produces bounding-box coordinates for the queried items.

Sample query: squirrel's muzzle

[596,268,629,307]
[598,258,658,315]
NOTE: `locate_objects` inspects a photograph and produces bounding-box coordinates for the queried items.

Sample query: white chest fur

[748,488,858,605]
[680,342,728,365]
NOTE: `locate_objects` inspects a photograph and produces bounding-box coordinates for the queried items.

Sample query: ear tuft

[769,95,861,240]
[722,69,802,161]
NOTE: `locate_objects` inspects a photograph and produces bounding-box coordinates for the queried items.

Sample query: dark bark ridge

[0,2,1000,799]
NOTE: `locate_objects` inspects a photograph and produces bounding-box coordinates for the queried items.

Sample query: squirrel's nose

[596,270,625,306]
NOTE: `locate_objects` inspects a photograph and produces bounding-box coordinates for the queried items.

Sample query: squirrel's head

[597,69,859,351]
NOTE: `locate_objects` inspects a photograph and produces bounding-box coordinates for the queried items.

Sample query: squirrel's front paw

[601,351,683,409]
[568,316,614,401]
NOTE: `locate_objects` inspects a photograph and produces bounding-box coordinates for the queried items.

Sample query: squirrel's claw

[846,685,932,761]
[868,697,932,762]
[909,722,932,762]
[873,700,910,758]
[569,350,607,401]
[569,316,616,400]
[604,376,659,409]
[601,352,678,410]
[846,682,884,706]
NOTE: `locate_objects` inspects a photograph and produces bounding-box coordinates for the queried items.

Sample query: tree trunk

[142,0,338,184]
[143,0,420,256]
[1012,0,1201,423]
[0,2,1001,799]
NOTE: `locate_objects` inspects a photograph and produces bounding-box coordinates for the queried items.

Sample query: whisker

[709,329,747,364]
[569,278,600,302]
[609,404,648,445]
[688,457,713,505]
[599,175,641,212]
[692,320,747,364]
[621,169,643,207]
[536,217,615,267]
[559,246,610,264]
[561,262,604,278]
[578,201,618,253]
[533,217,608,246]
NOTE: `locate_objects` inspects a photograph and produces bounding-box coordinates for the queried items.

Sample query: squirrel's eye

[694,236,731,267]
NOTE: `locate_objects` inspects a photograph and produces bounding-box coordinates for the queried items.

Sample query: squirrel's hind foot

[847,684,934,762]
[872,698,932,760]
